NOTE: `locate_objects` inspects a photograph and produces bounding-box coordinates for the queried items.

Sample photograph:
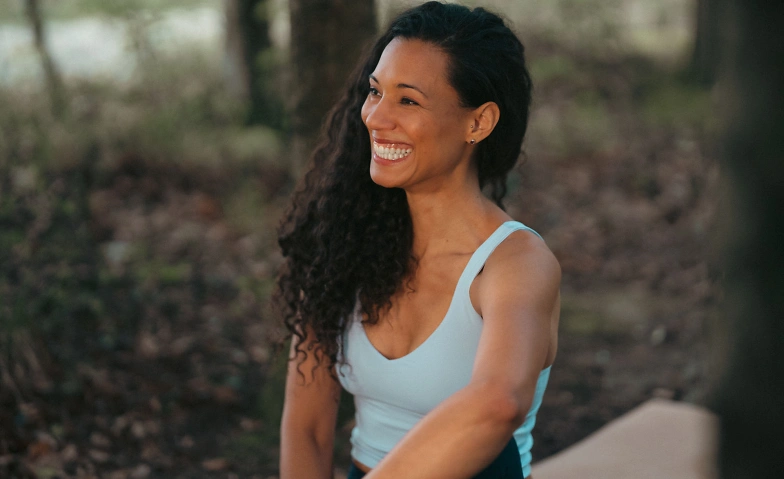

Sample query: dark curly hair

[276,1,533,378]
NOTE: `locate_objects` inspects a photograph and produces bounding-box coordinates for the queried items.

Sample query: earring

[470,139,476,144]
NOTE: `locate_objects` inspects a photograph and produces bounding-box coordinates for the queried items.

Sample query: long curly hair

[276,1,533,378]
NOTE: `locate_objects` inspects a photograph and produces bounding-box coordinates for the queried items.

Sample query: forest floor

[0,13,718,479]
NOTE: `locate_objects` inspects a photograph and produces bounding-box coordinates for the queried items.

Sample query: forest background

[0,0,731,477]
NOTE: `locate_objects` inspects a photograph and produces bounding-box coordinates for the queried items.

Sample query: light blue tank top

[337,221,551,478]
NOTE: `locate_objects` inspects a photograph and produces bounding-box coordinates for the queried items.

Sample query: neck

[405,178,502,259]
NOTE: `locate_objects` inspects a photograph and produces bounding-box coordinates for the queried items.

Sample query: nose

[362,95,395,131]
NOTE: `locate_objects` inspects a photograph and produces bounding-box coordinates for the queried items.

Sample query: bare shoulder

[487,228,560,281]
[474,227,561,315]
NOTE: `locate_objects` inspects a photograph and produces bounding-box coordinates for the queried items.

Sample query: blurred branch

[690,0,724,85]
[225,0,285,127]
[24,0,67,118]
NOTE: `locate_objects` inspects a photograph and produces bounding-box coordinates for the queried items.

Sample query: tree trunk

[690,0,723,85]
[288,0,376,174]
[224,0,284,127]
[24,0,66,118]
[712,1,784,478]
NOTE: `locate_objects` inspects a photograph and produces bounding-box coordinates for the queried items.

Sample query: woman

[276,2,560,478]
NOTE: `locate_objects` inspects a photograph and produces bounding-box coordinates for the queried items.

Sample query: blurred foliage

[0,0,717,476]
[0,159,101,345]
[0,25,291,474]
[640,79,712,128]
[478,0,626,52]
[0,0,216,23]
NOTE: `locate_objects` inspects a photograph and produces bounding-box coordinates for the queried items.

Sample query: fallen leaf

[32,465,60,479]
[213,385,239,404]
[130,464,152,479]
[143,419,160,435]
[27,440,52,460]
[131,421,146,439]
[89,449,110,463]
[112,415,130,436]
[61,443,78,462]
[138,333,161,359]
[202,458,229,471]
[170,336,195,356]
[107,470,129,479]
[239,417,262,432]
[178,436,194,449]
[90,432,111,448]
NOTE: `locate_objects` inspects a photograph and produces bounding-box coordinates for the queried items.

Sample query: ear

[466,102,500,145]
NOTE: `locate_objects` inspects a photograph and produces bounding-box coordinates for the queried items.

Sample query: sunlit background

[0,0,719,477]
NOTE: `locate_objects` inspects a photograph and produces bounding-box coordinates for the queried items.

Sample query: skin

[280,38,561,479]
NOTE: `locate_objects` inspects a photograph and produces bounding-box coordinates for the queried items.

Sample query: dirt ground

[0,152,718,478]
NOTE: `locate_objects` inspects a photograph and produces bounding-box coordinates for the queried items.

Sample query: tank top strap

[454,221,543,295]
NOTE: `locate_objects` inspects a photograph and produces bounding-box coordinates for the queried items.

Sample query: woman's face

[361,38,475,191]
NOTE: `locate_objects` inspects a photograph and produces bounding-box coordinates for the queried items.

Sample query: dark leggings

[346,437,525,479]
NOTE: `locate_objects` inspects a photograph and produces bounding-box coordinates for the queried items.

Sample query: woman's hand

[280,328,342,479]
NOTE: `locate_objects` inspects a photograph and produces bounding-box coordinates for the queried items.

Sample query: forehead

[372,38,452,92]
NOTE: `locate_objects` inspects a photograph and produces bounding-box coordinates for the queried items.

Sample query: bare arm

[280,328,342,479]
[365,231,561,479]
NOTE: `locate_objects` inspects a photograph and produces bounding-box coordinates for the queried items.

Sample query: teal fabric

[338,221,551,478]
[347,437,526,478]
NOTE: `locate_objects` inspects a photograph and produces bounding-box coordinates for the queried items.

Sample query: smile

[373,142,412,161]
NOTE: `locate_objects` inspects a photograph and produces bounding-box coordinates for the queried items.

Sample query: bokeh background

[1,0,722,477]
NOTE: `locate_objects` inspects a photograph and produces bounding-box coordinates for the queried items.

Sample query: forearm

[280,431,334,479]
[365,382,527,479]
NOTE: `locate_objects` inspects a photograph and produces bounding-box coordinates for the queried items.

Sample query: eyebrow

[369,74,429,99]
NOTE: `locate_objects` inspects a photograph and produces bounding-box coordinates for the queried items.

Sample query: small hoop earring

[470,139,476,144]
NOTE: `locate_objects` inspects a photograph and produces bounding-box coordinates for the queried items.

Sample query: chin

[369,163,403,189]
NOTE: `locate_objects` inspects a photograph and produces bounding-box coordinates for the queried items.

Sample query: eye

[401,97,419,106]
[368,86,380,97]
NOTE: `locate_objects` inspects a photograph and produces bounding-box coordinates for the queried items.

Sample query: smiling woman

[276,3,560,479]
[362,38,493,191]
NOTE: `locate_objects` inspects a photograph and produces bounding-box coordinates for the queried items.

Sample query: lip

[372,137,413,147]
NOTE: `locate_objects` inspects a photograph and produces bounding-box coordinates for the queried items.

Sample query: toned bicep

[471,232,561,411]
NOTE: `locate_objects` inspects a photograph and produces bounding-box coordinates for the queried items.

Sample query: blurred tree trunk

[224,0,284,127]
[288,0,376,174]
[713,2,784,478]
[24,0,66,118]
[691,0,722,84]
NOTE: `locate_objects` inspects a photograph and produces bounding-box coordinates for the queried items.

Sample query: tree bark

[712,1,784,478]
[24,0,66,118]
[288,0,376,173]
[690,0,723,85]
[224,0,283,127]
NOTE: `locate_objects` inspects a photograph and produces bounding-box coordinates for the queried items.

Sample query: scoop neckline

[360,221,522,363]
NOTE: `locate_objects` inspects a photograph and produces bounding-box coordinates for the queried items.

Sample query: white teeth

[373,142,412,161]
